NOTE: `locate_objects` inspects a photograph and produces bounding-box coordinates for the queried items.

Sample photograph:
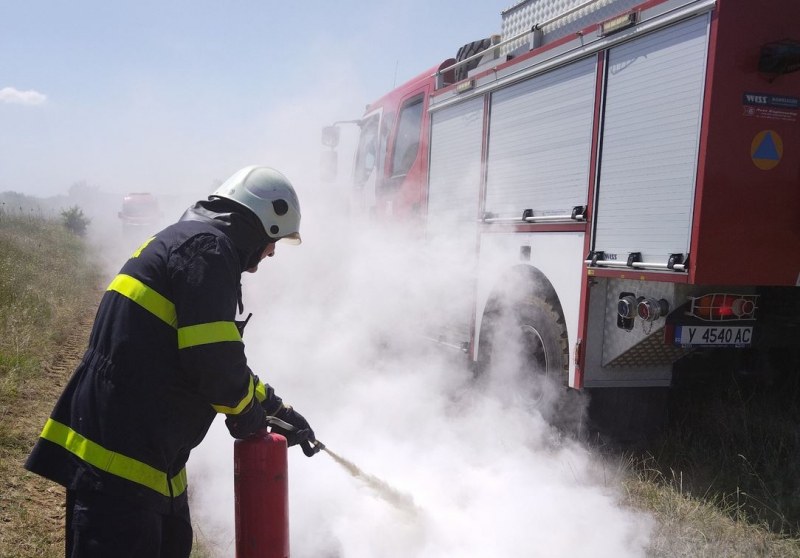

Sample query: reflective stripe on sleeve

[254,378,267,403]
[177,321,241,349]
[40,418,187,498]
[108,274,242,351]
[211,375,255,415]
[107,274,178,328]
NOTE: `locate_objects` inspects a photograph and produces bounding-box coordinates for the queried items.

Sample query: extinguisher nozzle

[301,438,325,457]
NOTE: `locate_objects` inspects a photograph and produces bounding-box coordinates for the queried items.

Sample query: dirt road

[0,310,94,558]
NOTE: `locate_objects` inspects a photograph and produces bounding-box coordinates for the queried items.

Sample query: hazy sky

[1,0,512,198]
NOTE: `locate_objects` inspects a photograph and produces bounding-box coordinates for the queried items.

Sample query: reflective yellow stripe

[177,321,241,349]
[132,236,156,258]
[108,275,242,350]
[254,379,267,403]
[40,419,187,498]
[171,468,188,496]
[211,376,254,415]
[107,274,177,328]
[107,274,247,415]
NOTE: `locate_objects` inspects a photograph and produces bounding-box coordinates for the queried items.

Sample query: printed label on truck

[742,93,799,122]
[674,325,753,348]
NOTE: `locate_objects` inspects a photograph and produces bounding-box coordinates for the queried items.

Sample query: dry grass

[602,353,800,557]
[623,460,800,557]
[641,359,800,537]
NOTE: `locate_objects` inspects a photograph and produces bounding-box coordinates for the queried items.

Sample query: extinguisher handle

[266,415,325,457]
[265,416,296,431]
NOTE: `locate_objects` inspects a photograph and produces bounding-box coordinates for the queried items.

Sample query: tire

[477,294,585,435]
[455,38,492,82]
[478,295,569,385]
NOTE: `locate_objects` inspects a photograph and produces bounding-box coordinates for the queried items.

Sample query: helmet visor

[279,232,302,245]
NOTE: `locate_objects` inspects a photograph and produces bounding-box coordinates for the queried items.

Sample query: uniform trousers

[65,489,193,558]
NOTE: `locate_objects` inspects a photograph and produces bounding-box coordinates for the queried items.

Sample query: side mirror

[321,126,340,148]
[320,149,338,182]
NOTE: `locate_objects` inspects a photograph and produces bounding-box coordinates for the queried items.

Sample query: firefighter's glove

[224,400,266,440]
[269,405,321,458]
[259,382,321,457]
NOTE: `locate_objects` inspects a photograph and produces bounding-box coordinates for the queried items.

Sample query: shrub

[60,205,90,236]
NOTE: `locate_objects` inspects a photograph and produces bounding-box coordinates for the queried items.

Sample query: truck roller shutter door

[427,97,485,344]
[593,15,710,268]
[427,96,485,233]
[486,57,596,220]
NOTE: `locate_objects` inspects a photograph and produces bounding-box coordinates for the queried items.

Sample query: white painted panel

[475,231,585,386]
[593,15,709,265]
[485,57,596,219]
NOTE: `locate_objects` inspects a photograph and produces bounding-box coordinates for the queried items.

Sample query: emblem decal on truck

[750,130,783,170]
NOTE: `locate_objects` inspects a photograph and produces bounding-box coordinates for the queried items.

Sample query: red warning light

[687,293,758,321]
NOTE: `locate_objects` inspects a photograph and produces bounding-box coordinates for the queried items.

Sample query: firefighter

[25,165,320,558]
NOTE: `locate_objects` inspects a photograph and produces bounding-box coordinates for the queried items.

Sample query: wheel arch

[476,264,569,369]
[481,264,566,321]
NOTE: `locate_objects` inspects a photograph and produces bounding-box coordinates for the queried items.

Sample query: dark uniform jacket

[25,199,271,513]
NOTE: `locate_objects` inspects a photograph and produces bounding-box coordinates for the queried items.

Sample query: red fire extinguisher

[234,430,289,558]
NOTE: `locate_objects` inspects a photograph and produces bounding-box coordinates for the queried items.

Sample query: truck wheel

[478,294,587,437]
[478,295,569,385]
[455,38,492,81]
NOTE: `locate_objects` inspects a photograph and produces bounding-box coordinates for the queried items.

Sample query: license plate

[674,325,753,347]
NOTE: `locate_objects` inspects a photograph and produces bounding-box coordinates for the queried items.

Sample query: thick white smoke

[187,157,655,556]
[69,67,654,557]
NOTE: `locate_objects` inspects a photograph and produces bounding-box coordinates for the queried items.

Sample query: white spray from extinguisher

[320,444,419,516]
[267,416,418,516]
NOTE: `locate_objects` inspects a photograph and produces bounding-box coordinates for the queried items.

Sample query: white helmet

[211,166,301,244]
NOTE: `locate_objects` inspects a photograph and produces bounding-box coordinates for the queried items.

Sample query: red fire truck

[118,192,161,236]
[323,0,800,430]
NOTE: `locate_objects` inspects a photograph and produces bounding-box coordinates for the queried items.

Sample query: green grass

[0,213,99,398]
